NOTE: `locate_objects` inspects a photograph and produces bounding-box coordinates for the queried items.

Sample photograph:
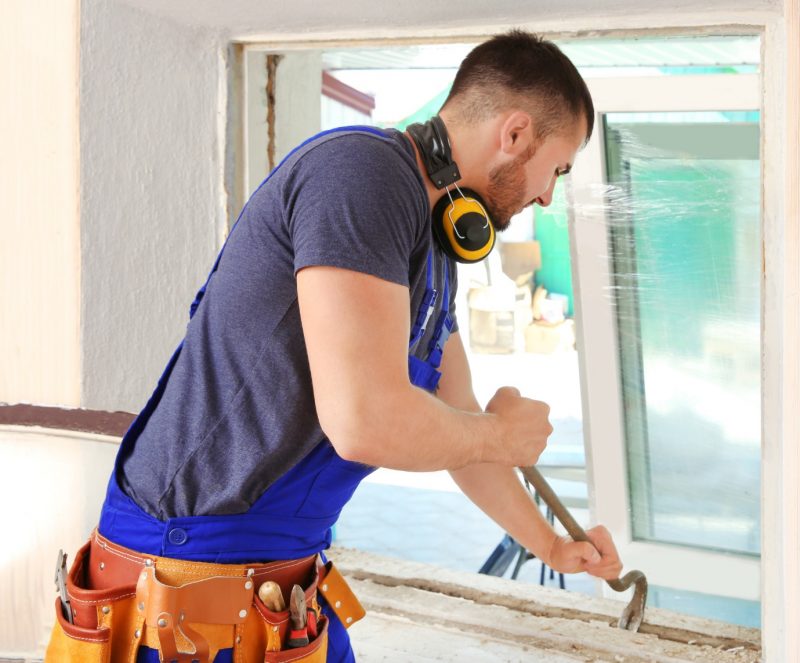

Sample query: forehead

[537,133,583,165]
[542,119,587,159]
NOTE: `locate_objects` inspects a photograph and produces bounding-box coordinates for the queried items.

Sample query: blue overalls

[97,128,454,662]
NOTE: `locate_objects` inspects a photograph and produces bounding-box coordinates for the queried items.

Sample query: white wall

[274,52,323,165]
[244,50,322,200]
[0,0,81,407]
[3,0,796,658]
[244,50,269,197]
[0,427,119,657]
[79,0,228,411]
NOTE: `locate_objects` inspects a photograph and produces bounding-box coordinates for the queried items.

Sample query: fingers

[485,387,553,467]
[582,526,623,580]
[577,541,601,566]
[546,527,624,581]
[496,385,521,399]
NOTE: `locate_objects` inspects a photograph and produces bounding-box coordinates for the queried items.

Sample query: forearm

[434,332,557,562]
[450,463,558,564]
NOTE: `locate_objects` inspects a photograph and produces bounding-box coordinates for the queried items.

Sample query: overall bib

[46,127,454,663]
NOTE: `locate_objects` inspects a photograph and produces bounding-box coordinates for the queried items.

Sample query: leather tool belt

[45,530,366,662]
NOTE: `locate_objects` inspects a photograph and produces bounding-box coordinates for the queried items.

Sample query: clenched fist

[547,525,623,580]
[484,386,553,467]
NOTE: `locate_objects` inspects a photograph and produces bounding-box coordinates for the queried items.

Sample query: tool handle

[519,466,590,544]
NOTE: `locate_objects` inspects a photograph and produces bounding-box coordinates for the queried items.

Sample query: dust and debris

[331,547,761,662]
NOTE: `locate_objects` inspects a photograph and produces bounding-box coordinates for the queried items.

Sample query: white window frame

[568,73,761,603]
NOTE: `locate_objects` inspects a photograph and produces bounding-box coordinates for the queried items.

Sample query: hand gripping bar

[519,465,648,632]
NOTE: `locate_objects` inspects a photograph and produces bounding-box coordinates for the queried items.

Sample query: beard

[485,144,537,231]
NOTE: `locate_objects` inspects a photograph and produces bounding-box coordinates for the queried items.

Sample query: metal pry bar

[519,465,648,632]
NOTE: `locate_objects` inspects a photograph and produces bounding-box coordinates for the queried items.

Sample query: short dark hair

[441,30,594,144]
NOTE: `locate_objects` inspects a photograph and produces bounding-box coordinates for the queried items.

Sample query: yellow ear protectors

[431,186,496,263]
[407,116,496,263]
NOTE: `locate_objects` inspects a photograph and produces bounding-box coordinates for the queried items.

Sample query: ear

[499,111,534,156]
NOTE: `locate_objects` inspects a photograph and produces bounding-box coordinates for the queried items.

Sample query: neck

[405,112,497,206]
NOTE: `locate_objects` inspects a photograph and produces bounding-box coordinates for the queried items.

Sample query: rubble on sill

[330,547,761,662]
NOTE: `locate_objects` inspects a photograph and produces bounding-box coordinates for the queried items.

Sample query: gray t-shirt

[119,128,458,519]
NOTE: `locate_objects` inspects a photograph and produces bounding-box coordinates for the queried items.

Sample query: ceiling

[118,0,778,40]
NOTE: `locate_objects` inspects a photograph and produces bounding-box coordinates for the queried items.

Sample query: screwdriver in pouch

[258,581,286,612]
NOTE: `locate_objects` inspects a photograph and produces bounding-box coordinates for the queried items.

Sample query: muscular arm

[439,332,624,579]
[437,332,559,563]
[297,266,501,471]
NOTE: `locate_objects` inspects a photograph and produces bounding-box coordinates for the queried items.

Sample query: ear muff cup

[431,188,496,263]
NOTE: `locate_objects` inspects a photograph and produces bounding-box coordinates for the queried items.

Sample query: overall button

[168,528,188,545]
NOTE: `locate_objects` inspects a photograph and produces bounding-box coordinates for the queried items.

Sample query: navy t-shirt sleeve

[285,134,427,287]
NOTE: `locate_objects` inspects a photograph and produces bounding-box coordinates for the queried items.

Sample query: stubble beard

[485,144,537,231]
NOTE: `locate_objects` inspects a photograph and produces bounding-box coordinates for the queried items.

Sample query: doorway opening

[242,34,762,628]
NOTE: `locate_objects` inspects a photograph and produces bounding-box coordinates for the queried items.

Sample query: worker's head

[440,30,593,230]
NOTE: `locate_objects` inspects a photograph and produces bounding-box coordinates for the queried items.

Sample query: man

[47,30,622,663]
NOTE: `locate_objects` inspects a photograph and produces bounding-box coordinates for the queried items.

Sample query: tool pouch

[47,595,112,663]
[45,535,364,663]
[252,559,329,662]
[45,540,137,663]
[248,559,365,661]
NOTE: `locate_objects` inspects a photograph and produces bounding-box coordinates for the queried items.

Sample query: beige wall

[0,0,81,407]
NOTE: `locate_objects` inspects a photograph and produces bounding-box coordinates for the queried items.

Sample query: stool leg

[511,547,534,580]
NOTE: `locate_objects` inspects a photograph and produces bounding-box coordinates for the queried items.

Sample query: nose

[535,177,558,208]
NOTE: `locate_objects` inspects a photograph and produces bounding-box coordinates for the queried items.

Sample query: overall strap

[425,259,453,370]
[407,255,453,393]
[408,251,437,351]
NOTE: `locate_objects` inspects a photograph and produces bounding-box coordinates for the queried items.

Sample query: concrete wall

[0,0,81,407]
[79,0,227,411]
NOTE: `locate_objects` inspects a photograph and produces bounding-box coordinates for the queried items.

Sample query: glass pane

[604,112,761,556]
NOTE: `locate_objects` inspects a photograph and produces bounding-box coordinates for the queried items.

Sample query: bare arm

[440,333,623,579]
[296,266,549,471]
[438,332,559,562]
